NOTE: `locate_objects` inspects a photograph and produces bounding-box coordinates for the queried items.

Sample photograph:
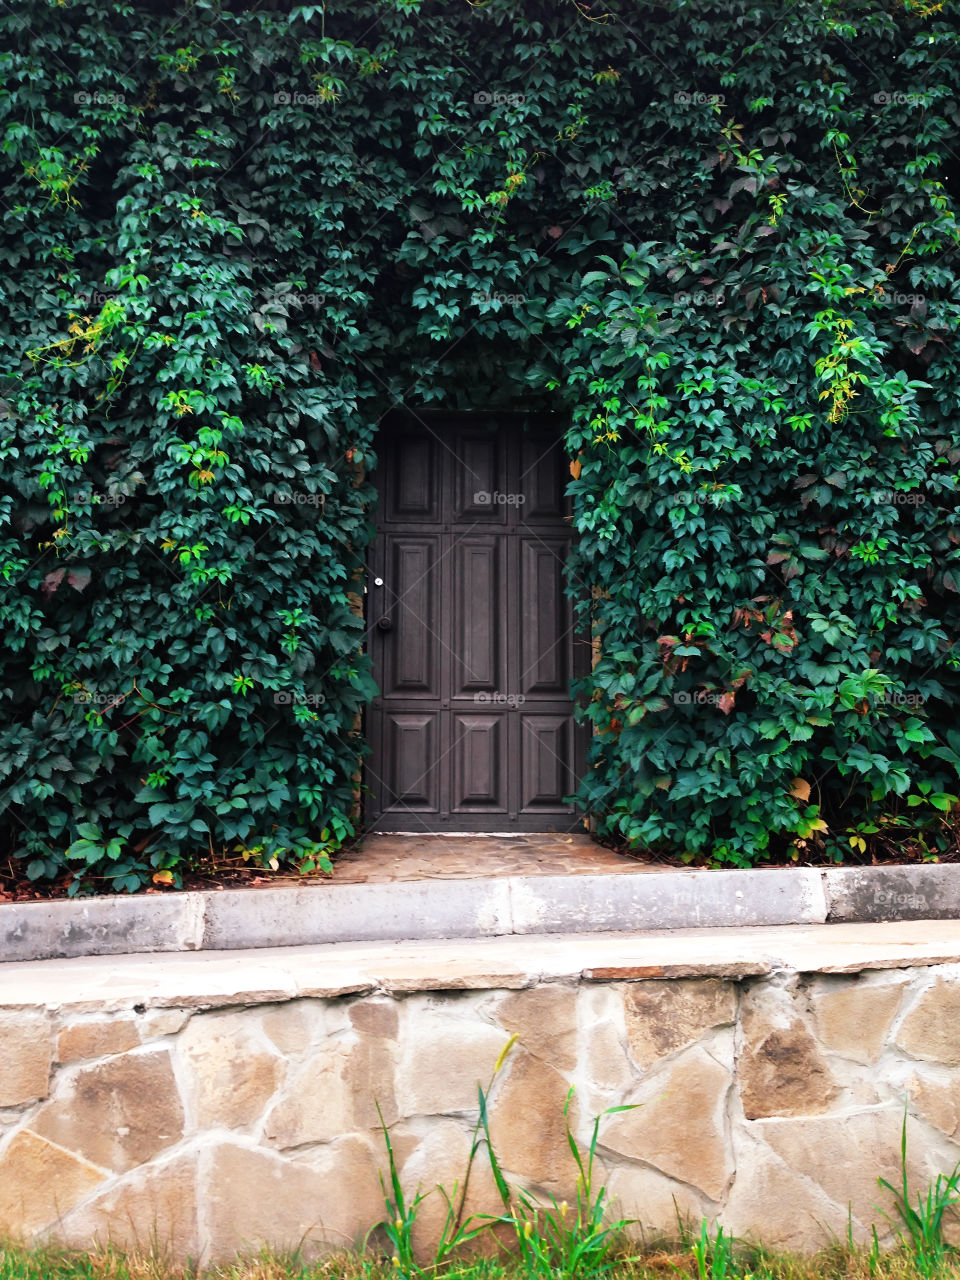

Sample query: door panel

[368,413,587,832]
[519,537,570,697]
[384,431,440,523]
[455,432,508,522]
[382,536,441,698]
[519,715,572,811]
[452,537,504,696]
[385,713,439,811]
[451,715,508,812]
[520,434,567,519]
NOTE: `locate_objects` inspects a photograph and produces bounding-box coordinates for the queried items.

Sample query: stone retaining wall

[4,943,960,1263]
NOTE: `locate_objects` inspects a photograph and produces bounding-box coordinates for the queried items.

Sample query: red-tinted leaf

[41,569,65,598]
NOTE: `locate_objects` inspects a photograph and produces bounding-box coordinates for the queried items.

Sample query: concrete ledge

[3,919,960,1011]
[2,861,959,963]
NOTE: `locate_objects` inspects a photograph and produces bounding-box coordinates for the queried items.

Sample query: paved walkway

[330,833,662,882]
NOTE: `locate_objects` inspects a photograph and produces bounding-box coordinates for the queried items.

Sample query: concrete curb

[823,864,960,922]
[2,861,959,964]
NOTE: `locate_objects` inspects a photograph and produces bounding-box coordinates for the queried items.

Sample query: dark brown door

[366,412,588,833]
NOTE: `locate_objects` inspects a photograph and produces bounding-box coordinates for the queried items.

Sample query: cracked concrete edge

[0,892,206,964]
[1,862,959,963]
[822,864,960,922]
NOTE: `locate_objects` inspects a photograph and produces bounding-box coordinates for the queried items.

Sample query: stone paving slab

[4,919,960,1012]
[327,833,656,881]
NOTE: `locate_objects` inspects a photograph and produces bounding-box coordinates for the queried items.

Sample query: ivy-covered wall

[1,0,958,890]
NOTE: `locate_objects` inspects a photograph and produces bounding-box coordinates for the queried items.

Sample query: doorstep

[1,834,959,963]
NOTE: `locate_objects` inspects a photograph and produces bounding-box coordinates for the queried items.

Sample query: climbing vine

[1,0,959,890]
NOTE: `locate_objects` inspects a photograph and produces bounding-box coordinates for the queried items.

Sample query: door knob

[376,615,393,632]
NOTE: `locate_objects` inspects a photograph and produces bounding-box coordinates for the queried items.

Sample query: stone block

[908,1072,960,1140]
[583,1018,636,1095]
[509,868,826,933]
[602,1046,732,1200]
[264,1031,397,1147]
[138,1009,191,1040]
[0,893,202,962]
[605,1163,705,1240]
[623,978,736,1070]
[896,978,960,1066]
[492,984,578,1070]
[811,977,905,1063]
[0,1012,51,1106]
[723,1141,851,1251]
[57,1018,139,1064]
[260,999,330,1056]
[752,1106,931,1234]
[204,1137,382,1260]
[397,1009,507,1117]
[0,1129,105,1236]
[56,1153,198,1262]
[32,1049,184,1173]
[825,866,960,923]
[486,1050,581,1193]
[349,998,399,1041]
[399,1119,506,1262]
[178,1010,283,1128]
[201,879,513,949]
[739,984,837,1119]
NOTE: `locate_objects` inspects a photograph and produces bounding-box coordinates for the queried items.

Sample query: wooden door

[366,413,587,832]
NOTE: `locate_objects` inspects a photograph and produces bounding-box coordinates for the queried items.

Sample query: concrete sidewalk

[2,833,959,963]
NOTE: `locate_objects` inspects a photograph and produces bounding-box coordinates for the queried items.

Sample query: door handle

[376,615,393,633]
